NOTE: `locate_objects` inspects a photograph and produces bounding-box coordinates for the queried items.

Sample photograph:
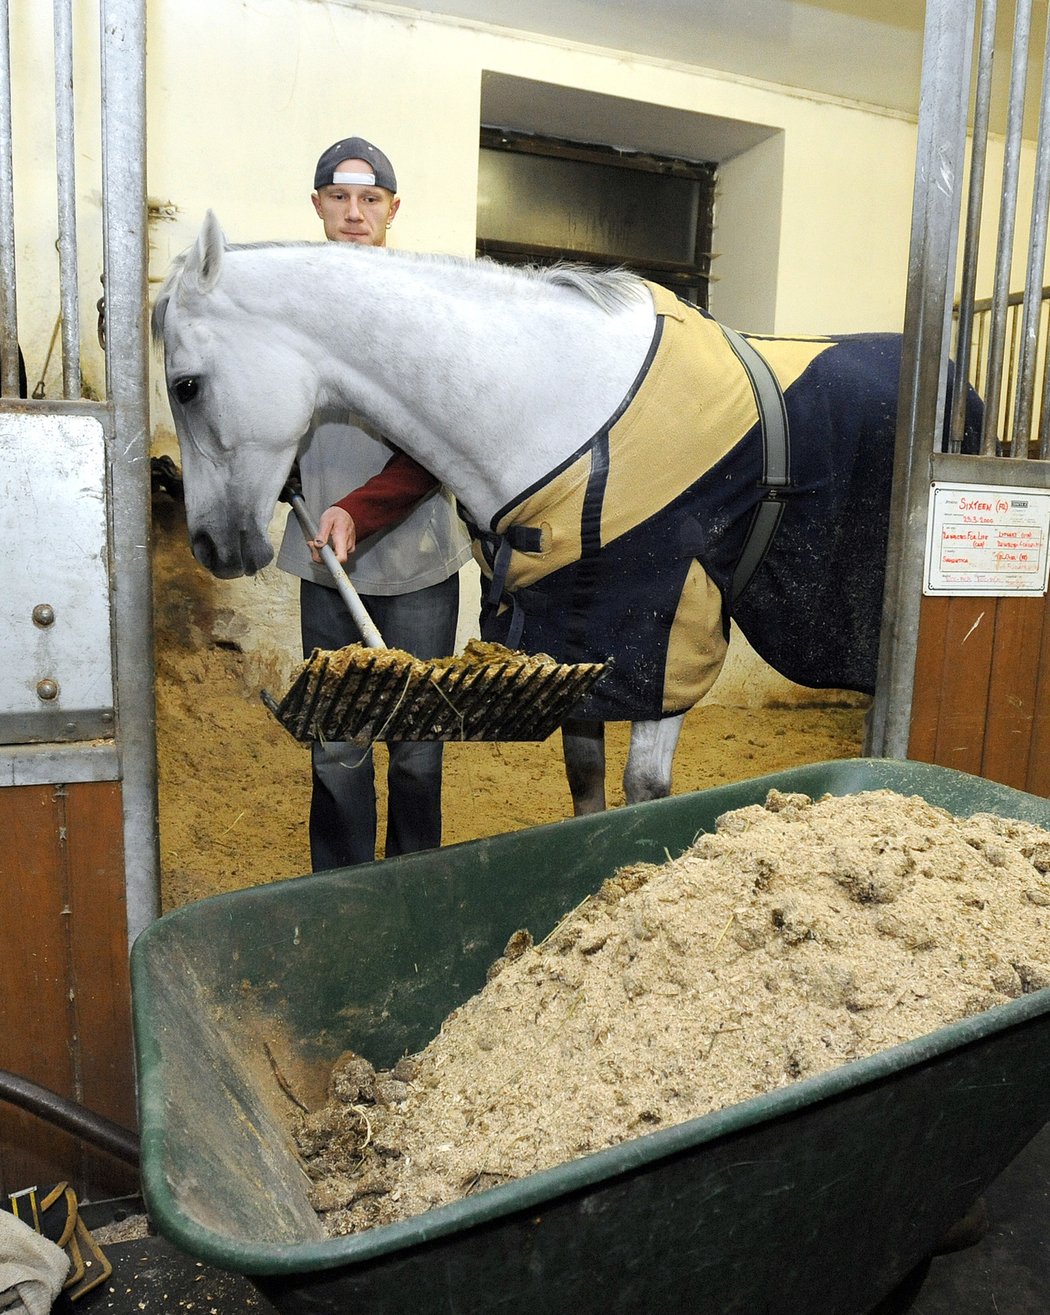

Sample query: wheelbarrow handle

[282,483,386,650]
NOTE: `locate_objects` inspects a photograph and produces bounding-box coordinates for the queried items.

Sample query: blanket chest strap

[721,325,792,603]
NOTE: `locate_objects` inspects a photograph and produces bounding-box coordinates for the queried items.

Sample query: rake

[261,484,608,743]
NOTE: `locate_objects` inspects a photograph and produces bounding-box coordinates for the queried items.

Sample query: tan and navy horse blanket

[473,283,981,722]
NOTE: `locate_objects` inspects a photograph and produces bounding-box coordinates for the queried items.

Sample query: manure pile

[292,788,1050,1235]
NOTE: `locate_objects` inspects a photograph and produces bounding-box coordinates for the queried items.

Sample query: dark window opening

[477,127,716,307]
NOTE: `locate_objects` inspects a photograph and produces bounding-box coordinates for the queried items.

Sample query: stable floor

[76,1122,1050,1315]
[910,1117,1050,1313]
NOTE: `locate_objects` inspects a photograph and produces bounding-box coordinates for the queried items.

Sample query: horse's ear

[150,290,168,344]
[182,210,228,295]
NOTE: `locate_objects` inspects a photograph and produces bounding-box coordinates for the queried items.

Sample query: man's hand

[310,505,357,563]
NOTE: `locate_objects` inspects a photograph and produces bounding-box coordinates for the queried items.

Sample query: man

[276,136,472,868]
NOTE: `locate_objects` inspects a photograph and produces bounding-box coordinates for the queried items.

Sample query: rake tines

[262,640,608,743]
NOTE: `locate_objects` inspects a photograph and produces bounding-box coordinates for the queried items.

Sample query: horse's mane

[527,260,647,312]
[152,238,647,344]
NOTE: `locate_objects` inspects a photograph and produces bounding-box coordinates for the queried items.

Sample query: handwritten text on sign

[924,483,1050,596]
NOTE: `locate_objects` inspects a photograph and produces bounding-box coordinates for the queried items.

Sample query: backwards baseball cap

[313,137,397,194]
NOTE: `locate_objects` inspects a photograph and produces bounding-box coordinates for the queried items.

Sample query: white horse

[154,214,977,815]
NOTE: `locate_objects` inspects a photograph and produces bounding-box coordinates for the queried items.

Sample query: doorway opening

[477,127,716,307]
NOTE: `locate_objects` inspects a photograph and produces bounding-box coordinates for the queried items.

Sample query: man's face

[311,157,400,246]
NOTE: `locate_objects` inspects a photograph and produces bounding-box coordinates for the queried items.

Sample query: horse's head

[153,212,321,577]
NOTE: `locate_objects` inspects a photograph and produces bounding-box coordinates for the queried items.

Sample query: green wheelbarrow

[130,759,1050,1314]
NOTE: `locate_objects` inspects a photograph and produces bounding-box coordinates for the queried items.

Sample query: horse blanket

[473,283,980,723]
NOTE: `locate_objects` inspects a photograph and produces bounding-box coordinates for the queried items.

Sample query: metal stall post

[867,0,977,759]
[102,0,159,946]
[0,0,153,1199]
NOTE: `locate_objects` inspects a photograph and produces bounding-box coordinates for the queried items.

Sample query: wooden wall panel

[982,596,1046,791]
[1026,599,1050,796]
[0,786,78,1192]
[908,596,951,762]
[0,781,137,1199]
[909,596,995,774]
[64,782,138,1191]
[910,590,1050,801]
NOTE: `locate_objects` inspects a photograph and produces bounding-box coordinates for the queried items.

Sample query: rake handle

[283,484,386,649]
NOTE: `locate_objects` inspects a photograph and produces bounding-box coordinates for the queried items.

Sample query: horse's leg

[561,718,607,815]
[624,714,686,805]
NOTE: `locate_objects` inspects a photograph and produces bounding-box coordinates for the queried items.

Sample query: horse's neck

[276,249,655,525]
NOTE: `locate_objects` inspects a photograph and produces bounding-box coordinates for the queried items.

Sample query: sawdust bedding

[293,786,1050,1236]
[151,481,869,907]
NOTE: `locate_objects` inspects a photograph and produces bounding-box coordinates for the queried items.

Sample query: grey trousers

[299,573,460,869]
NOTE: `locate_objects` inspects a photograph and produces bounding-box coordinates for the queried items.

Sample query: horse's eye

[173,376,200,404]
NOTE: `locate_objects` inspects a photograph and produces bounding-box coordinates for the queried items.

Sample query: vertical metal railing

[871,0,1050,760]
[0,0,158,937]
[948,0,997,454]
[53,0,82,399]
[979,0,1033,456]
[0,0,19,398]
[1012,2,1050,455]
[1038,297,1050,456]
[0,0,86,401]
[956,288,1050,456]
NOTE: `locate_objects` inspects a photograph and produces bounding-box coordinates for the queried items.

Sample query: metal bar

[965,285,1050,314]
[0,1068,139,1165]
[975,311,988,393]
[0,0,19,398]
[1040,299,1050,455]
[949,0,997,453]
[100,0,159,944]
[53,0,81,399]
[934,448,1050,489]
[1010,0,1050,458]
[980,0,1034,456]
[1004,303,1021,453]
[867,0,977,759]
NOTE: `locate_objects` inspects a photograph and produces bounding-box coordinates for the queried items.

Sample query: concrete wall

[15,0,1030,707]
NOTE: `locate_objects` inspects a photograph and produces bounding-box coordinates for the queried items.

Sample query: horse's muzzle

[191,528,273,578]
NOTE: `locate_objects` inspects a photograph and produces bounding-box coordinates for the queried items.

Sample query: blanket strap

[720,325,792,602]
[461,513,543,648]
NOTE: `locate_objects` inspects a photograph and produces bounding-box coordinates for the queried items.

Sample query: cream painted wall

[141,1,931,342]
[713,132,784,334]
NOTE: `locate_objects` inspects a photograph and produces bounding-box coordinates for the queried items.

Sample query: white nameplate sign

[924,482,1050,596]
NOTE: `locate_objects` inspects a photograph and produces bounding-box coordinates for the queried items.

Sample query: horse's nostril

[191,531,217,572]
[239,529,274,577]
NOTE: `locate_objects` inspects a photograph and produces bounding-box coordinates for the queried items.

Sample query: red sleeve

[333,451,440,542]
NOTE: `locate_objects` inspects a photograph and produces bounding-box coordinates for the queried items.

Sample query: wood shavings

[293,788,1050,1236]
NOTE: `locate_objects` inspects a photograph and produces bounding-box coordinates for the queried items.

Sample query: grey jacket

[277,408,471,596]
